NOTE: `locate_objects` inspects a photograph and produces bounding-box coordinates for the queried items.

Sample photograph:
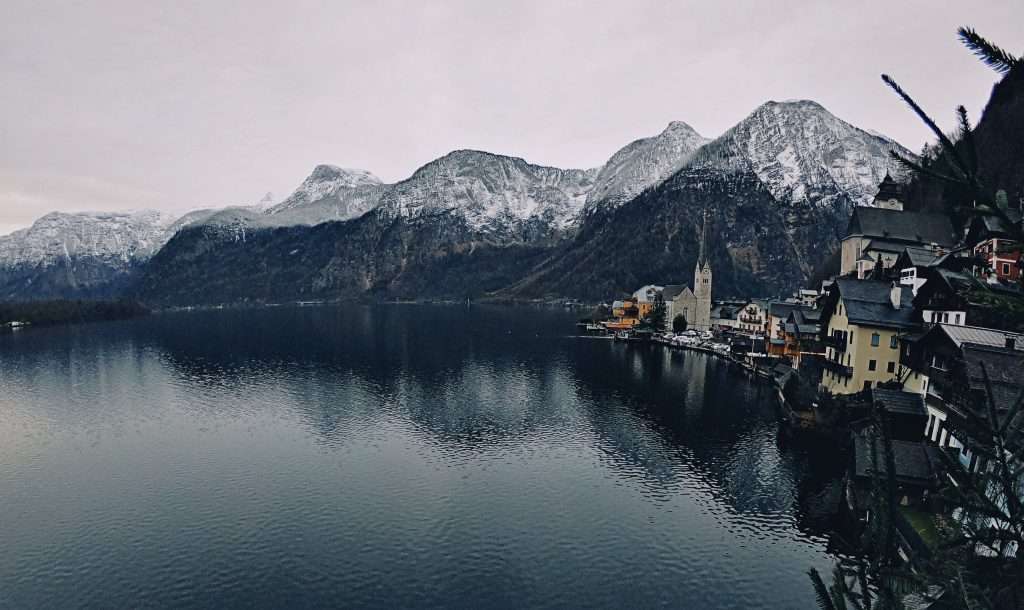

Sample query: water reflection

[0,305,849,608]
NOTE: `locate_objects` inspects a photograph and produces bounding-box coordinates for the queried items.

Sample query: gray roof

[768,301,802,319]
[835,278,916,330]
[662,284,687,300]
[962,344,1024,417]
[865,238,915,254]
[901,246,946,268]
[853,433,939,485]
[939,324,1024,352]
[872,388,926,417]
[846,207,956,247]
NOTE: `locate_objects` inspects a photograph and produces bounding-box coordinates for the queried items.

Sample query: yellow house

[819,278,916,395]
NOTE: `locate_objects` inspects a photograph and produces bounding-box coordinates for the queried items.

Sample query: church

[663,211,713,331]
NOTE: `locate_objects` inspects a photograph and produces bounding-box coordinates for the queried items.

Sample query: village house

[798,289,819,308]
[899,323,1024,458]
[736,299,768,337]
[818,278,916,395]
[604,299,646,330]
[766,301,805,356]
[711,301,745,331]
[965,209,1023,283]
[895,245,954,296]
[781,306,822,368]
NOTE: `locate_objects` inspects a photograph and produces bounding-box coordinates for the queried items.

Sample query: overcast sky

[2,1,1021,235]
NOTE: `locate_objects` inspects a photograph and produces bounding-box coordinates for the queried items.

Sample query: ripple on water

[0,307,848,609]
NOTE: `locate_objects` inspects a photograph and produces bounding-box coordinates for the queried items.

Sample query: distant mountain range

[0,99,910,304]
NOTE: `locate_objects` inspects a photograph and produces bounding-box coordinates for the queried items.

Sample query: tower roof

[697,208,709,268]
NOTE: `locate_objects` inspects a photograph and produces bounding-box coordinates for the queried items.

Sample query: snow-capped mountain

[686,100,910,208]
[503,101,914,300]
[0,210,186,299]
[585,121,710,211]
[7,98,919,303]
[0,210,176,269]
[376,150,598,235]
[267,164,383,218]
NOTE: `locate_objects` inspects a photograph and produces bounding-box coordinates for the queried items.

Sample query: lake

[0,304,850,608]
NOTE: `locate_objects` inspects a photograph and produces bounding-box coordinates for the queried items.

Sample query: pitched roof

[901,246,947,268]
[939,324,1024,352]
[834,278,916,330]
[768,301,802,319]
[873,172,904,202]
[853,432,940,485]
[661,284,687,300]
[846,207,956,247]
[872,388,926,417]
[865,238,916,254]
[962,344,1024,415]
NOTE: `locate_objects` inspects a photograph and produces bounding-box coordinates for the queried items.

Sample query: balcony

[814,354,853,378]
[824,333,847,353]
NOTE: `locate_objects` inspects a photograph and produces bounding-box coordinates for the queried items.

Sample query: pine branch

[958,26,1021,75]
[888,150,964,185]
[881,74,972,182]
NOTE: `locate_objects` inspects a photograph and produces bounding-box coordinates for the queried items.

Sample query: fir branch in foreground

[958,26,1021,75]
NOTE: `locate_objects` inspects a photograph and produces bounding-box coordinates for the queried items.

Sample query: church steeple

[697,207,710,269]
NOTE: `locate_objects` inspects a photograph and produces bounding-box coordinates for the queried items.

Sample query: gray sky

[2,0,1022,235]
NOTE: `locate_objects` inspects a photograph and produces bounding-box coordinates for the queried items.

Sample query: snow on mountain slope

[686,100,911,207]
[376,150,599,234]
[585,121,709,211]
[267,164,383,218]
[0,210,177,269]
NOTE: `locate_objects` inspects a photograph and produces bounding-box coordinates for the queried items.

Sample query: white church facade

[664,212,713,331]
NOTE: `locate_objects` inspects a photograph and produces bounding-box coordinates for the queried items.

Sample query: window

[868,359,877,371]
[890,335,898,349]
[887,362,895,373]
[1002,263,1011,275]
[849,333,853,345]
[942,312,949,323]
[954,313,961,325]
[871,333,880,347]
[846,354,850,366]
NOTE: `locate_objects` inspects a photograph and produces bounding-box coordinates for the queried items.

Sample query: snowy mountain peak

[381,149,597,234]
[687,99,912,207]
[266,164,383,218]
[585,120,710,210]
[0,209,178,269]
[307,164,382,186]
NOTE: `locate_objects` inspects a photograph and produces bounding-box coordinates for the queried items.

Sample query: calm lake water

[0,305,850,608]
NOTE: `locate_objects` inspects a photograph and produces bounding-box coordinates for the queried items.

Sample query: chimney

[1006,336,1017,350]
[890,282,901,309]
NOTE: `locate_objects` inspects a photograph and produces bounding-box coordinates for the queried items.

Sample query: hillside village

[583,165,1024,572]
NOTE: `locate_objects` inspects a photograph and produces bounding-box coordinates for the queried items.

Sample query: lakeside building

[711,301,745,331]
[818,278,916,395]
[781,306,822,367]
[630,211,713,332]
[736,300,768,336]
[766,301,809,356]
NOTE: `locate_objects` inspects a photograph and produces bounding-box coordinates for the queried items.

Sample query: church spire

[697,207,709,268]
